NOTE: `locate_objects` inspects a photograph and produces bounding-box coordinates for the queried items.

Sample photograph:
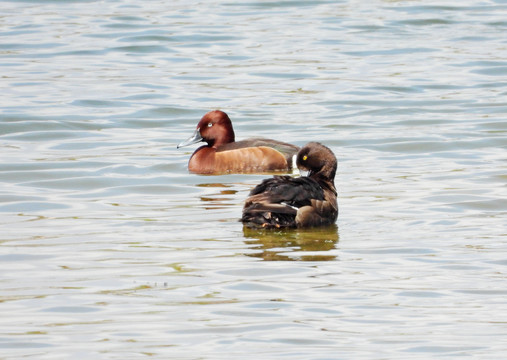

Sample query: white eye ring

[207,122,213,127]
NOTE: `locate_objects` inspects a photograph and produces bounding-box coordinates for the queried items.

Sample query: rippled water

[1,0,506,358]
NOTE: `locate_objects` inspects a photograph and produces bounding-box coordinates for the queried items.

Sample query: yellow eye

[303,155,308,161]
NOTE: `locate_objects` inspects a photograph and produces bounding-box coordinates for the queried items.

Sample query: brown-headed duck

[177,110,299,174]
[242,142,338,228]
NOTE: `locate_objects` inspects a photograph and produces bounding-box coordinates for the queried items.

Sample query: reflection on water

[243,225,339,261]
[197,182,239,210]
[196,183,234,188]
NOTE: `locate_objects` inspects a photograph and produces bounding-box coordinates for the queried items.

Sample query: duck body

[242,142,338,228]
[178,110,299,174]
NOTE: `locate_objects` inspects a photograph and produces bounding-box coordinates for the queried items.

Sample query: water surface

[1,0,506,358]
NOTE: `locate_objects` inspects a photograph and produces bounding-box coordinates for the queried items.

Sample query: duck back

[242,176,325,228]
[218,138,299,167]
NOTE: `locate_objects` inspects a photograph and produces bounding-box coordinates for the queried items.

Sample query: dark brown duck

[242,142,338,228]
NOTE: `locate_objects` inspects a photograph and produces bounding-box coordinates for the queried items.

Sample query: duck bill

[177,128,203,148]
[299,169,312,177]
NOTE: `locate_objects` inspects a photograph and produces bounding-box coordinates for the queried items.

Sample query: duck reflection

[242,225,339,261]
[197,183,238,210]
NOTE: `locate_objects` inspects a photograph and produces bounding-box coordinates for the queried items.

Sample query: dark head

[177,110,235,149]
[296,142,337,182]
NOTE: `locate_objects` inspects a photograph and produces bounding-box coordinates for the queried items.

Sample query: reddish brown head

[198,110,235,146]
[177,110,235,149]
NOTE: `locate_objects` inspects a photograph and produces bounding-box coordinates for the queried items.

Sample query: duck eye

[302,155,308,161]
[207,122,213,127]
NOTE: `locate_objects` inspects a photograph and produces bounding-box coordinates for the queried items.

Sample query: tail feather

[242,203,297,228]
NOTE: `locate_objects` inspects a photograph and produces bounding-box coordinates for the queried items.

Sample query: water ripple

[1,0,506,359]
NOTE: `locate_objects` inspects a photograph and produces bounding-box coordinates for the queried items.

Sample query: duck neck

[311,163,337,194]
[213,126,235,148]
[312,173,336,194]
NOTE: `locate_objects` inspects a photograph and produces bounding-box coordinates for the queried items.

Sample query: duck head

[177,110,235,149]
[296,142,337,182]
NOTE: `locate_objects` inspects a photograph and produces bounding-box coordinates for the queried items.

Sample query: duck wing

[242,176,325,228]
[219,138,299,166]
[248,175,324,206]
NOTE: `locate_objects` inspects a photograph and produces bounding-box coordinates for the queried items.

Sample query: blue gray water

[1,0,506,358]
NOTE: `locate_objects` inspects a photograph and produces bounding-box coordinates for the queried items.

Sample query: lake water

[1,0,506,358]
